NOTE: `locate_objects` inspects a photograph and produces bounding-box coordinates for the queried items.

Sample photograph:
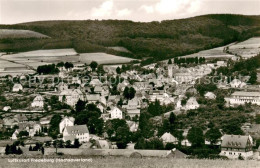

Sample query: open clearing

[0,158,259,168]
[107,46,131,53]
[3,49,78,58]
[79,53,136,64]
[177,43,236,60]
[0,49,137,76]
[0,29,49,39]
[228,37,260,59]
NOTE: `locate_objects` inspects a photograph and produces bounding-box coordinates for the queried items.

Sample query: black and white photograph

[0,0,260,167]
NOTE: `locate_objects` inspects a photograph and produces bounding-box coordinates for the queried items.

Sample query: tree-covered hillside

[0,14,260,62]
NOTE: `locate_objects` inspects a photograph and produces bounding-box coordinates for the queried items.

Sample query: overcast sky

[0,0,260,24]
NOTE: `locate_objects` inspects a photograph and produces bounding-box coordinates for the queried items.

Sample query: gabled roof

[221,135,252,149]
[94,86,103,92]
[60,116,75,123]
[161,132,178,142]
[231,91,260,97]
[13,83,23,89]
[186,97,199,106]
[33,95,44,102]
[65,125,89,134]
[86,94,100,101]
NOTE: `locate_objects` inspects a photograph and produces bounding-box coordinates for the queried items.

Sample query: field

[79,53,136,64]
[107,47,131,53]
[177,43,236,60]
[0,158,259,168]
[0,29,49,39]
[0,49,137,76]
[228,37,260,59]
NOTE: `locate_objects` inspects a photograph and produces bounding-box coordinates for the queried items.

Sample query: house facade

[63,125,90,143]
[59,117,75,133]
[109,107,123,119]
[220,135,253,159]
[229,91,260,106]
[31,95,44,108]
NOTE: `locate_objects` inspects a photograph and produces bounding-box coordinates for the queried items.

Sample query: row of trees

[173,57,206,65]
[37,61,74,74]
[5,144,23,155]
[37,64,59,74]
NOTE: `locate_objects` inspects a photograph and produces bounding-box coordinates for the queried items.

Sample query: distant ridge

[0,14,260,63]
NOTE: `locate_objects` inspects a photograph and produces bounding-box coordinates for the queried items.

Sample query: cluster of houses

[0,58,260,160]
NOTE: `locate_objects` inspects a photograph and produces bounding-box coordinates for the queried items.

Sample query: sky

[0,0,260,24]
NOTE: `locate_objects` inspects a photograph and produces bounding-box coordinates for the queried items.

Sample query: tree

[65,140,72,148]
[90,61,98,71]
[147,100,163,116]
[48,114,62,139]
[57,62,65,67]
[168,59,172,64]
[74,139,80,148]
[5,144,10,155]
[18,131,29,138]
[17,147,23,155]
[41,147,45,155]
[205,128,222,145]
[123,87,129,99]
[169,112,176,125]
[116,67,121,74]
[256,114,260,124]
[29,145,33,151]
[248,71,257,84]
[187,127,205,147]
[97,65,105,74]
[64,62,74,69]
[128,87,136,100]
[75,100,86,113]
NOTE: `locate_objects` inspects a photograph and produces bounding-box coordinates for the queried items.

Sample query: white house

[59,89,84,107]
[11,130,19,140]
[12,84,23,92]
[31,95,44,108]
[230,79,246,88]
[161,132,178,144]
[3,106,11,112]
[185,97,199,110]
[220,135,253,159]
[229,91,260,106]
[109,107,123,119]
[63,125,89,143]
[204,92,216,100]
[29,123,42,137]
[59,117,75,133]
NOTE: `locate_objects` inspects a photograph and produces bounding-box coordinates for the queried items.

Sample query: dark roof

[221,135,251,149]
[65,125,89,134]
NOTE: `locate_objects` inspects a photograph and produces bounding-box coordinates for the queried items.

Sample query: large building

[63,125,89,144]
[220,135,253,159]
[229,91,260,106]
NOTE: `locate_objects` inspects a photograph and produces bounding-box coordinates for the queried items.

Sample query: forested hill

[0,14,260,62]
